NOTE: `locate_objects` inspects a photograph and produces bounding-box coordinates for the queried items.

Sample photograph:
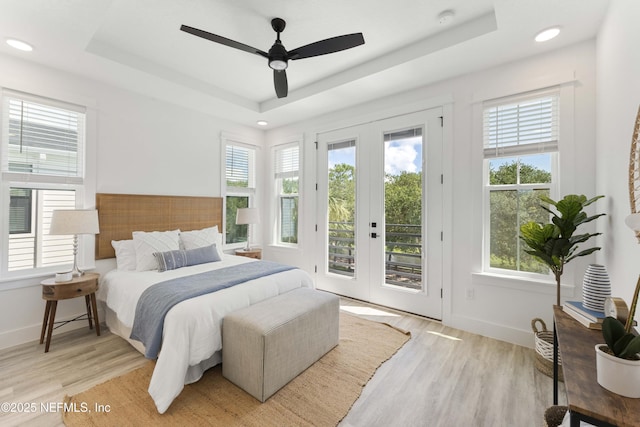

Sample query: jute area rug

[63,312,410,427]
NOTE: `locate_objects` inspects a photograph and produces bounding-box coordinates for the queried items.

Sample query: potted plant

[596,276,640,398]
[520,194,605,306]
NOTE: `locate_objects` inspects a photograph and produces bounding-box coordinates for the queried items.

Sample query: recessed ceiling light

[6,38,33,51]
[535,27,560,43]
[257,120,268,126]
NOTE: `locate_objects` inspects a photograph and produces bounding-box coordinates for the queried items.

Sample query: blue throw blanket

[130,260,296,359]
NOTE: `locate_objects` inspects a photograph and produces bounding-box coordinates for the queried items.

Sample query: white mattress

[97,255,314,413]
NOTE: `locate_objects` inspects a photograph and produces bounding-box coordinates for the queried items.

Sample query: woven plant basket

[532,318,563,382]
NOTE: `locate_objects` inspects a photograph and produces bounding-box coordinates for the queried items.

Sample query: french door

[316,108,443,319]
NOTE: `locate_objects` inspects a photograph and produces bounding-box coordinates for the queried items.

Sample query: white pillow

[111,239,137,271]
[180,226,220,250]
[132,230,180,271]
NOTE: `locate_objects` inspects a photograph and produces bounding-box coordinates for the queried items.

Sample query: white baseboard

[449,313,534,349]
[0,311,95,351]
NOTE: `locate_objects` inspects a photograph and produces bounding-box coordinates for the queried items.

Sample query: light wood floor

[0,298,565,427]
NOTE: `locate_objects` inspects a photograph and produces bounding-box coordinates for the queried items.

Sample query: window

[483,90,559,276]
[223,141,256,246]
[1,90,86,277]
[274,143,299,245]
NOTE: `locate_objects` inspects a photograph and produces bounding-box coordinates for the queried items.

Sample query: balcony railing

[328,222,422,290]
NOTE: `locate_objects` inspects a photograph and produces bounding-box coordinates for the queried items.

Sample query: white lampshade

[236,208,260,225]
[49,209,100,235]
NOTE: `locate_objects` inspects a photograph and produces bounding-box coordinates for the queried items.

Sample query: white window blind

[225,145,250,187]
[275,145,299,179]
[384,127,422,142]
[483,92,558,159]
[2,91,85,183]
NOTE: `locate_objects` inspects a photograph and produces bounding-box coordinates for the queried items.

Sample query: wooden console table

[554,306,640,427]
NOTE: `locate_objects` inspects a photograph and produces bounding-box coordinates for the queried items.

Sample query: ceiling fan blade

[274,69,288,98]
[180,25,268,58]
[288,33,364,60]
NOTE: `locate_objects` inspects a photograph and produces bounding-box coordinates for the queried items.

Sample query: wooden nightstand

[235,248,262,259]
[40,272,100,353]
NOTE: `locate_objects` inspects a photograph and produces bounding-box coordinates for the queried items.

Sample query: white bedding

[97,254,314,413]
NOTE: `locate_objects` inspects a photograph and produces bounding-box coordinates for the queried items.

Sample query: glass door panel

[327,140,357,277]
[384,127,423,290]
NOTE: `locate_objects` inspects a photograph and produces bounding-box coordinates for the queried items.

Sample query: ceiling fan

[180,18,365,99]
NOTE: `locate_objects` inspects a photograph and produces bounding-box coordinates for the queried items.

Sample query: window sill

[0,272,62,291]
[471,271,575,296]
[267,244,299,251]
[0,265,97,291]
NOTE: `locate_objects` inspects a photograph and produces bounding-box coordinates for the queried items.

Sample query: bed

[94,193,314,414]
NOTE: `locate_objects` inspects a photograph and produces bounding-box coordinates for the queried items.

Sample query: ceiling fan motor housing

[268,41,288,70]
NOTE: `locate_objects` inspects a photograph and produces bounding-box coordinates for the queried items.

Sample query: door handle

[371,232,378,238]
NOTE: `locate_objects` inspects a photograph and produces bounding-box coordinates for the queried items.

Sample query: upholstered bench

[222,287,339,402]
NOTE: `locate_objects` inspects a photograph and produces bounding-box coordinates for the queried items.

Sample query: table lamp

[49,209,100,276]
[236,207,259,251]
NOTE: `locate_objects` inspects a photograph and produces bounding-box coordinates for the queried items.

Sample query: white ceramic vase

[595,344,640,398]
[582,264,611,312]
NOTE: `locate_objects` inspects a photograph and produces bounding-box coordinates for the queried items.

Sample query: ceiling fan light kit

[180,17,364,98]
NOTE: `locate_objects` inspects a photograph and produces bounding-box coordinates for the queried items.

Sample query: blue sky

[328,136,423,175]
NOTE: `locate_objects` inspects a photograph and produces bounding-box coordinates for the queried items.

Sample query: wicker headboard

[95,193,223,260]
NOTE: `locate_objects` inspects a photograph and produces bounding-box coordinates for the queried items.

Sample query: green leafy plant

[602,275,640,360]
[602,317,640,359]
[520,194,605,305]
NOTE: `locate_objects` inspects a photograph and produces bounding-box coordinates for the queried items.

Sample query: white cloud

[385,141,418,175]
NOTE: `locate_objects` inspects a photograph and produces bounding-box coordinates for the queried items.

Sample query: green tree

[280,177,299,244]
[488,160,552,273]
[327,163,356,275]
[225,196,248,244]
[489,161,551,185]
[328,163,355,223]
[384,171,422,254]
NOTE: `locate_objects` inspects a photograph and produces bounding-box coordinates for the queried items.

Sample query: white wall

[596,1,640,318]
[0,54,263,350]
[0,32,608,351]
[265,40,598,347]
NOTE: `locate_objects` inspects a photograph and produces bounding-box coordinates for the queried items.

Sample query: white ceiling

[0,0,609,129]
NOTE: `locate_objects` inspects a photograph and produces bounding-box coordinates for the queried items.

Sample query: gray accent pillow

[153,244,221,272]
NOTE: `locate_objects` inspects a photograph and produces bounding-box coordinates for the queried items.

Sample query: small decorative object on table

[604,296,630,323]
[562,300,605,330]
[55,271,73,282]
[582,264,611,312]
